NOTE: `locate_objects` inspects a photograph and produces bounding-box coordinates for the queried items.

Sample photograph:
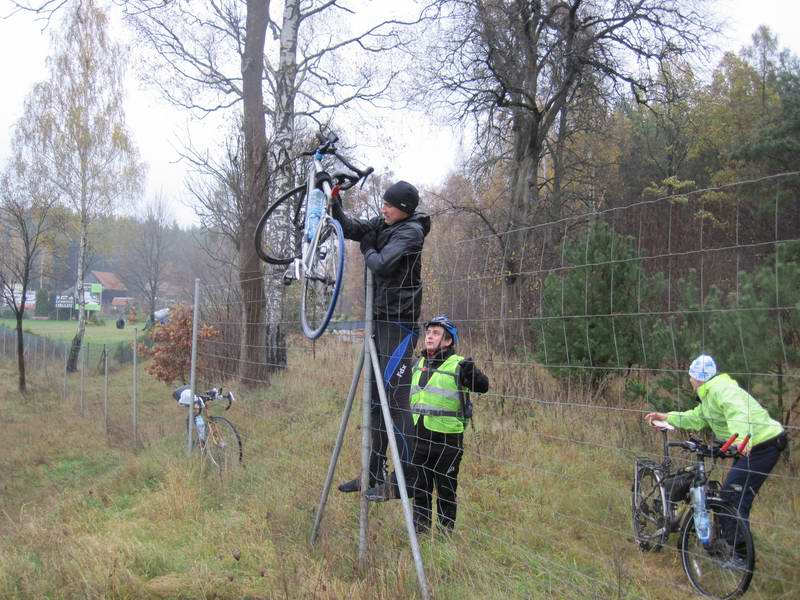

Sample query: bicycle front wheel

[632,460,669,551]
[255,184,307,265]
[205,416,243,475]
[679,499,754,599]
[301,216,345,339]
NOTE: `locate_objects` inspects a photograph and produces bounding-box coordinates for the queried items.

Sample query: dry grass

[0,339,798,599]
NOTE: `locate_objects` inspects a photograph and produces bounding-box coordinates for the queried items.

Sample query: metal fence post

[133,328,138,445]
[32,335,37,375]
[62,340,68,404]
[104,344,109,435]
[188,279,201,455]
[42,336,47,378]
[358,274,375,567]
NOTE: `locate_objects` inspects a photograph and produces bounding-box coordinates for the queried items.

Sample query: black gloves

[459,357,475,384]
[360,230,377,254]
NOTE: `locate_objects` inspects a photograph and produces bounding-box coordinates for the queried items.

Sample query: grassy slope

[0,318,139,345]
[0,340,797,599]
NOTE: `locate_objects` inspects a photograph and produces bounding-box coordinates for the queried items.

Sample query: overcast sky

[1,0,799,225]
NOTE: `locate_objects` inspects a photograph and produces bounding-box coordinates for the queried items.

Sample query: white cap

[689,354,717,382]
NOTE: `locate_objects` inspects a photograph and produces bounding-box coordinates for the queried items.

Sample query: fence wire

[3,173,797,599]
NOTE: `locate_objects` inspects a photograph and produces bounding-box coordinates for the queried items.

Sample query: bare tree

[0,158,59,392]
[121,0,421,382]
[16,0,144,372]
[120,196,172,324]
[423,0,715,318]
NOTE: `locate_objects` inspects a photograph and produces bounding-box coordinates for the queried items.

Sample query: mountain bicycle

[254,132,373,339]
[174,385,243,475]
[632,421,754,599]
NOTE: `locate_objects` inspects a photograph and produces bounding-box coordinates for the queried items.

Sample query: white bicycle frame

[287,153,335,283]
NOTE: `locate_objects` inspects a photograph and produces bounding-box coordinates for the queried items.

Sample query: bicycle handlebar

[667,433,745,459]
[197,386,235,411]
[302,132,374,191]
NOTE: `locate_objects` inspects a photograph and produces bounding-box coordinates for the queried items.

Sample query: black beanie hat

[383,180,419,214]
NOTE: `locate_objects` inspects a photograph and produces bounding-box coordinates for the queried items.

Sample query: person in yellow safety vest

[406,315,489,534]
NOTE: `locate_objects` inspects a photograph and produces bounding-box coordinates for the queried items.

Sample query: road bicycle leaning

[632,421,754,599]
[173,385,243,475]
[255,133,373,339]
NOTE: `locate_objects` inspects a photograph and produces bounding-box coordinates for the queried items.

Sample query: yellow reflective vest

[410,353,467,434]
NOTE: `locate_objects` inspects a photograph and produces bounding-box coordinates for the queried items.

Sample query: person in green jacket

[645,354,787,529]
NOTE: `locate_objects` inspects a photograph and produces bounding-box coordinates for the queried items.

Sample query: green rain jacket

[667,374,784,450]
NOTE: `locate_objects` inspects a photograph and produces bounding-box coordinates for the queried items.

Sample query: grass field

[0,317,141,345]
[1,339,797,599]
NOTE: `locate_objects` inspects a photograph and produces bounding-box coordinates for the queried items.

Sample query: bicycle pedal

[318,249,328,260]
[282,270,294,285]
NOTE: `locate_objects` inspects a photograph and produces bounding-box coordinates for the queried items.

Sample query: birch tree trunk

[263,0,302,372]
[67,214,89,372]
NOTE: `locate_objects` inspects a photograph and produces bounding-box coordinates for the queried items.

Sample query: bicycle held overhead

[255,132,374,339]
[633,420,755,600]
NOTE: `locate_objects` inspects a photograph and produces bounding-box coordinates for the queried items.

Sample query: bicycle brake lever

[359,167,375,190]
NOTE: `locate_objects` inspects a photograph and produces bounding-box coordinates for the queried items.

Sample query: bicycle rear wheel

[301,216,345,339]
[204,416,243,475]
[632,460,669,551]
[255,184,307,265]
[679,500,754,599]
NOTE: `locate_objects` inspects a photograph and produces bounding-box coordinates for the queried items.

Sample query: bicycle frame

[633,428,755,598]
[283,154,334,283]
[188,387,242,472]
[255,132,373,338]
[657,430,722,526]
[285,140,372,285]
[636,428,745,539]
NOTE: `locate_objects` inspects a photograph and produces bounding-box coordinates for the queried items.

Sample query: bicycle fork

[284,219,328,285]
[283,257,302,285]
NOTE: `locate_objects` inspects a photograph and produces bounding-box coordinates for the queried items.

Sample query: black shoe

[338,478,361,493]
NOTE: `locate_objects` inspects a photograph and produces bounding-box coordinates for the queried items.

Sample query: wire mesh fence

[184,172,800,598]
[0,324,181,448]
[2,172,798,598]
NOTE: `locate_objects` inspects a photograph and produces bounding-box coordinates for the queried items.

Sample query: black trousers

[723,435,785,523]
[368,320,417,487]
[409,420,464,532]
[720,433,786,553]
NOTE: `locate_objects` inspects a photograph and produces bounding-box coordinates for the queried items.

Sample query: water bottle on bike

[305,188,326,242]
[690,484,711,545]
[194,413,206,442]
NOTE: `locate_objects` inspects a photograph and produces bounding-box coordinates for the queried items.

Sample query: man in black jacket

[332,180,431,496]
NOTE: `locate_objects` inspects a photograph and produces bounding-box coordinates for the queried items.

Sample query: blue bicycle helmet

[423,314,459,344]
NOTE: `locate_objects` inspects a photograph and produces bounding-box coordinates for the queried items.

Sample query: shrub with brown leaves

[144,303,218,385]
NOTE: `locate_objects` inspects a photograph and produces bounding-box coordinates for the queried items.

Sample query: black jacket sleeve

[458,359,489,394]
[363,221,424,277]
[331,201,374,241]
